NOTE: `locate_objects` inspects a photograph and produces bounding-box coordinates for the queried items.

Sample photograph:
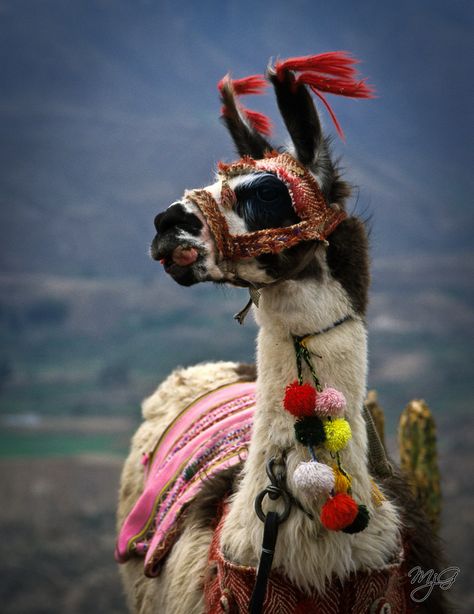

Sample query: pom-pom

[284,381,317,417]
[320,493,358,531]
[323,418,352,453]
[294,416,325,446]
[333,467,351,493]
[293,461,335,495]
[342,504,370,534]
[314,387,346,417]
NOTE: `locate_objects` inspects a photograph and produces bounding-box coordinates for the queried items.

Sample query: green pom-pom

[342,504,370,534]
[294,416,326,446]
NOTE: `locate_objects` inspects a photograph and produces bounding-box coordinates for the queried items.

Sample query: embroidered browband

[185,152,346,260]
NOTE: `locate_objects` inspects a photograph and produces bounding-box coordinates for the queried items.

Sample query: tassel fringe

[274,51,375,139]
[218,73,272,136]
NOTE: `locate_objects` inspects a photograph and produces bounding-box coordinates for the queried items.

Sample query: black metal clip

[254,457,292,524]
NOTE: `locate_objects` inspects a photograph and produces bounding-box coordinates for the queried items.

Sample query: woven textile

[204,506,415,614]
[186,152,346,260]
[115,382,256,577]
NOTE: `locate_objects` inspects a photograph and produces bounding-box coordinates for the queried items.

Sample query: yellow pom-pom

[324,418,352,453]
[333,466,351,493]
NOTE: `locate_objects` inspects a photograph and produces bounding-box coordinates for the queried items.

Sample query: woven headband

[185,152,346,260]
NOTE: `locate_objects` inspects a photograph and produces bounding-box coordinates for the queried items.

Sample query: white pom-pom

[293,461,335,495]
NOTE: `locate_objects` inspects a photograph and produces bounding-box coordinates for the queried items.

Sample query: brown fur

[327,217,370,315]
[234,362,257,382]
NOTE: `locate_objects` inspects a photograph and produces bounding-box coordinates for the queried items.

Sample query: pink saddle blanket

[115,381,256,576]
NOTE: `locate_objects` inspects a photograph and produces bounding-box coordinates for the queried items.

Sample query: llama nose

[154,202,202,236]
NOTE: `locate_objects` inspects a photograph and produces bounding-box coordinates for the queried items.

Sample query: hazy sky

[1,0,472,276]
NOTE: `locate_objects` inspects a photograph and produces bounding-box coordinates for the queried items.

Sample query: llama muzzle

[170,245,199,267]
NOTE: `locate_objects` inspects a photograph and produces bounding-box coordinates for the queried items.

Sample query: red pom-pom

[283,381,317,417]
[320,493,358,531]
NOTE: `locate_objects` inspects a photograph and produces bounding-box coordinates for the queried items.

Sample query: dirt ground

[0,455,127,614]
[0,427,471,614]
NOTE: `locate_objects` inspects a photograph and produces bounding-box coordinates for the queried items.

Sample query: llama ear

[219,77,273,159]
[267,67,322,166]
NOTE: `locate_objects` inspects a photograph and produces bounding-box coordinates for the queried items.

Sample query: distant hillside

[0,252,472,429]
[1,1,472,279]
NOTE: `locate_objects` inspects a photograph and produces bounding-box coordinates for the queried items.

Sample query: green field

[0,431,130,458]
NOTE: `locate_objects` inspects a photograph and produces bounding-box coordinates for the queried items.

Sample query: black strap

[293,314,354,343]
[249,511,279,614]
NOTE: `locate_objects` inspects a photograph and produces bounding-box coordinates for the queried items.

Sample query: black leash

[249,457,292,614]
[248,511,279,614]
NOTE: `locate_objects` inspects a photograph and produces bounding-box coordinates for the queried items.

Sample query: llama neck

[251,275,369,470]
[220,275,401,591]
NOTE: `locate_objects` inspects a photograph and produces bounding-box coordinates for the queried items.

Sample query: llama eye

[234,173,299,232]
[256,185,280,202]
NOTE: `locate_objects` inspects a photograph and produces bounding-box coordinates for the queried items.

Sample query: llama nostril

[154,212,164,232]
[154,202,203,236]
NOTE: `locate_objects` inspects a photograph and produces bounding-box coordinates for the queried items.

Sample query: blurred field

[0,454,127,614]
[0,257,472,425]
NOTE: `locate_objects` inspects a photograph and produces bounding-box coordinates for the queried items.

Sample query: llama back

[117,361,254,530]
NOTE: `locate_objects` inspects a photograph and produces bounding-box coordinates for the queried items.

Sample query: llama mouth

[170,245,199,267]
[151,239,202,286]
[159,246,199,271]
[151,235,198,266]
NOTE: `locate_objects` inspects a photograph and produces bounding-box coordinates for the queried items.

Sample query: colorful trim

[186,152,346,261]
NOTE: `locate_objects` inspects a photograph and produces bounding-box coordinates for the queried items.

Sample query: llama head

[151,53,372,315]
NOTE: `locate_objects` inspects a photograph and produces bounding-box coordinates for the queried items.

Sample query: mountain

[0,0,472,278]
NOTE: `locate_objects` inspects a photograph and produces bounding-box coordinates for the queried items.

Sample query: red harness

[204,505,415,614]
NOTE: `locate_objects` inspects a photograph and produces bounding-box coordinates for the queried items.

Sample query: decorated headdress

[187,52,374,261]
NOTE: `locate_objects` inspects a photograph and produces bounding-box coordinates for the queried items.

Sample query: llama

[117,53,447,613]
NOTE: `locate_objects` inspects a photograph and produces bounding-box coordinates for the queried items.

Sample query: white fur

[219,272,401,593]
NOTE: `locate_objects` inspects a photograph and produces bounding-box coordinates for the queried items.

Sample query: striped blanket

[115,381,256,576]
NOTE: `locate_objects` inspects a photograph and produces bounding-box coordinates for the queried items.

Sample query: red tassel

[223,74,268,96]
[243,109,272,136]
[217,73,272,136]
[274,51,375,139]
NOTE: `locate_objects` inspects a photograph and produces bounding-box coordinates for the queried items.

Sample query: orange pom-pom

[333,467,351,493]
[283,381,317,417]
[320,493,358,531]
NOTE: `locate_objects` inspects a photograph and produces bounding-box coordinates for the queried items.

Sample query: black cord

[249,511,279,614]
